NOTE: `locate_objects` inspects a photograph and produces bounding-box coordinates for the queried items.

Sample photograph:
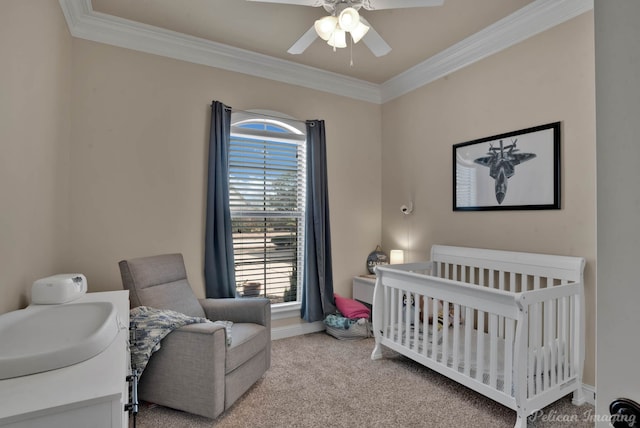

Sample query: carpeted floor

[133,332,595,427]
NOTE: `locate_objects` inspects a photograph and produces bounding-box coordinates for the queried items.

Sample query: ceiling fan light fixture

[350,21,369,44]
[314,16,338,41]
[327,28,347,48]
[337,7,360,32]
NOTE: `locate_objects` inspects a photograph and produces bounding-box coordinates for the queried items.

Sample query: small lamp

[390,249,405,265]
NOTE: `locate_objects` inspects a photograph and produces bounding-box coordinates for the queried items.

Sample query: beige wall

[380,12,596,386]
[2,5,599,390]
[68,39,382,300]
[0,1,72,314]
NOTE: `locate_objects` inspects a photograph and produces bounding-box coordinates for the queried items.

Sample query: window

[229,112,306,305]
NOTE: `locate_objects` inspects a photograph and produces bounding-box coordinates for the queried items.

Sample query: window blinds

[229,124,306,303]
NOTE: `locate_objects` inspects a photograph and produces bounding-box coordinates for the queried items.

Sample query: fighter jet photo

[473,139,536,204]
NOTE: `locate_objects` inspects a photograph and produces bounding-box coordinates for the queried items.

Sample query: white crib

[371,245,586,428]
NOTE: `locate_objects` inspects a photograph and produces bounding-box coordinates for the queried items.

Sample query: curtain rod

[223,106,315,126]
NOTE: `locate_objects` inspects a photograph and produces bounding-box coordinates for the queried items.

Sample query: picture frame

[453,122,561,211]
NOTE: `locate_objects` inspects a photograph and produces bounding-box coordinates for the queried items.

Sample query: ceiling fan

[246,0,444,57]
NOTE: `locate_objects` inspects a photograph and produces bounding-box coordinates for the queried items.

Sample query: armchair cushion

[120,254,205,318]
[225,323,268,373]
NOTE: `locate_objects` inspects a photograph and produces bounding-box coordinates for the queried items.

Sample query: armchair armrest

[199,298,270,327]
[176,322,227,335]
[140,322,228,418]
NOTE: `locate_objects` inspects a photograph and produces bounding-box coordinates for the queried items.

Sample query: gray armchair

[119,253,270,419]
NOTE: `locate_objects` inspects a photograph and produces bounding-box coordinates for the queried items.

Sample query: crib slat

[384,286,395,339]
[387,286,394,339]
[528,306,536,397]
[545,296,558,389]
[569,294,575,378]
[544,299,551,390]
[534,302,542,394]
[464,307,472,376]
[504,318,514,394]
[550,297,557,386]
[393,288,402,343]
[381,284,387,338]
[459,266,467,353]
[396,288,404,344]
[476,311,485,382]
[441,301,449,364]
[432,298,439,361]
[421,295,430,358]
[412,292,420,352]
[498,271,505,337]
[561,295,569,381]
[404,291,411,347]
[530,275,544,394]
[452,304,460,371]
[489,313,498,389]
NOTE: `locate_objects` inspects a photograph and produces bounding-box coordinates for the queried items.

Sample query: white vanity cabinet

[0,291,130,428]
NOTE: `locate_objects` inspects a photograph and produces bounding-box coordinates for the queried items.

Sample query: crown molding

[380,0,594,103]
[58,0,592,105]
[58,0,382,103]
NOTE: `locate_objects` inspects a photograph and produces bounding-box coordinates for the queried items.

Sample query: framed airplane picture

[453,122,561,211]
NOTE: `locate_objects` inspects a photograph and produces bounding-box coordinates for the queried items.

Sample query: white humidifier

[31,274,88,304]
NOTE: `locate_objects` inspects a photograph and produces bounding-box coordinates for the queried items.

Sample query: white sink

[0,301,119,380]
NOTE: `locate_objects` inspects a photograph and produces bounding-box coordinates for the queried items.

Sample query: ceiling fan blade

[359,18,391,57]
[245,0,324,6]
[362,0,444,10]
[287,25,318,54]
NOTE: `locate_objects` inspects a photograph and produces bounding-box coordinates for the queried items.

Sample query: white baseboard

[272,321,325,340]
[582,383,596,407]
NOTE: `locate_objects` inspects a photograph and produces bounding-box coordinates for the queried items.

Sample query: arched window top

[231,110,305,142]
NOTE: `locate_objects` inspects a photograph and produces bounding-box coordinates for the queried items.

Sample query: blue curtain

[204,101,237,298]
[301,120,336,322]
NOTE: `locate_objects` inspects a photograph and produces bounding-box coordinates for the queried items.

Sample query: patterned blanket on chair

[129,306,233,374]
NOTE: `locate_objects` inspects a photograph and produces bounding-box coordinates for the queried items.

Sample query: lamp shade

[314,16,338,41]
[390,250,405,265]
[327,28,347,48]
[338,7,360,32]
[350,21,369,44]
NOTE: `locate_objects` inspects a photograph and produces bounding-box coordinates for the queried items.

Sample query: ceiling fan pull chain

[350,35,354,67]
